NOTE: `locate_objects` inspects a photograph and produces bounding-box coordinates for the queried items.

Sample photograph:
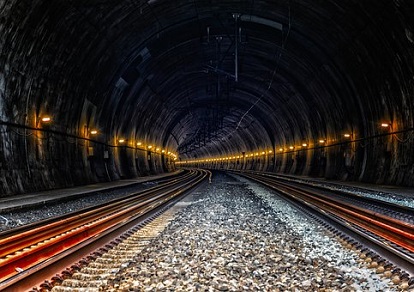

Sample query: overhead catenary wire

[211,1,292,146]
[234,0,292,133]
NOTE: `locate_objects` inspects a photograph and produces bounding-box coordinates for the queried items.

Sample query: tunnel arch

[0,0,413,194]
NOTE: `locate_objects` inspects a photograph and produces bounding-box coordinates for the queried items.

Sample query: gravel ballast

[0,183,155,231]
[271,174,414,209]
[103,172,397,291]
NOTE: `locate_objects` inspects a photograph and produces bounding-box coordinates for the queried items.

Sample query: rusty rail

[237,171,414,274]
[0,169,207,290]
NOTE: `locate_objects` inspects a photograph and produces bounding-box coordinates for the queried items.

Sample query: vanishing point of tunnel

[0,0,413,195]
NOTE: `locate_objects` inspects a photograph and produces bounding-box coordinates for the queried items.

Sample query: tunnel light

[118,139,125,143]
[137,142,142,146]
[261,151,265,155]
[156,148,160,151]
[381,123,390,128]
[279,148,284,152]
[41,116,51,123]
[161,149,165,153]
[90,130,98,135]
[147,145,153,149]
[268,150,272,153]
[344,134,351,138]
[302,143,308,147]
[289,146,294,150]
[319,139,326,144]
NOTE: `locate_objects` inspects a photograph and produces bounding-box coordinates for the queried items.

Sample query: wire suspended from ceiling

[234,0,292,132]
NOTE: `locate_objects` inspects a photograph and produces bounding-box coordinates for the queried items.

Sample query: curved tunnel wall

[0,1,413,195]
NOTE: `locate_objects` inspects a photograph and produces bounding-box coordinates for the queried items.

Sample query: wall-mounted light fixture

[118,139,125,143]
[344,134,351,138]
[37,115,52,128]
[41,116,51,123]
[90,130,98,135]
[137,142,142,146]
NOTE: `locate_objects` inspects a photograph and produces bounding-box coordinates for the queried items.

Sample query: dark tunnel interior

[0,0,413,195]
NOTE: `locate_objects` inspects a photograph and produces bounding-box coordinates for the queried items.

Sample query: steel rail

[245,170,414,214]
[236,171,414,275]
[0,169,208,290]
[0,169,195,258]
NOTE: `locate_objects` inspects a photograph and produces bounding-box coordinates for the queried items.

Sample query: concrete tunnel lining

[0,0,413,194]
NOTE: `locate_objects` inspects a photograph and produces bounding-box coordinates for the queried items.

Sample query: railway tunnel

[0,0,413,195]
[1,2,414,290]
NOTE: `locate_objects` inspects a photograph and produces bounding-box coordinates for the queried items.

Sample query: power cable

[235,0,292,132]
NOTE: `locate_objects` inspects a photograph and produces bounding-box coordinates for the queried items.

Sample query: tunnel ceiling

[1,0,413,160]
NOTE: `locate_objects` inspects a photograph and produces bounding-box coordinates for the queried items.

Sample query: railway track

[234,171,414,282]
[0,169,209,291]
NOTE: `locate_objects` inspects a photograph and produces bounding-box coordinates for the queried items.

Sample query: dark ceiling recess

[0,0,414,194]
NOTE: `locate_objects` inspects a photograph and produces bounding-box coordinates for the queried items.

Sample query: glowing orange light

[41,116,51,122]
[90,130,98,135]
